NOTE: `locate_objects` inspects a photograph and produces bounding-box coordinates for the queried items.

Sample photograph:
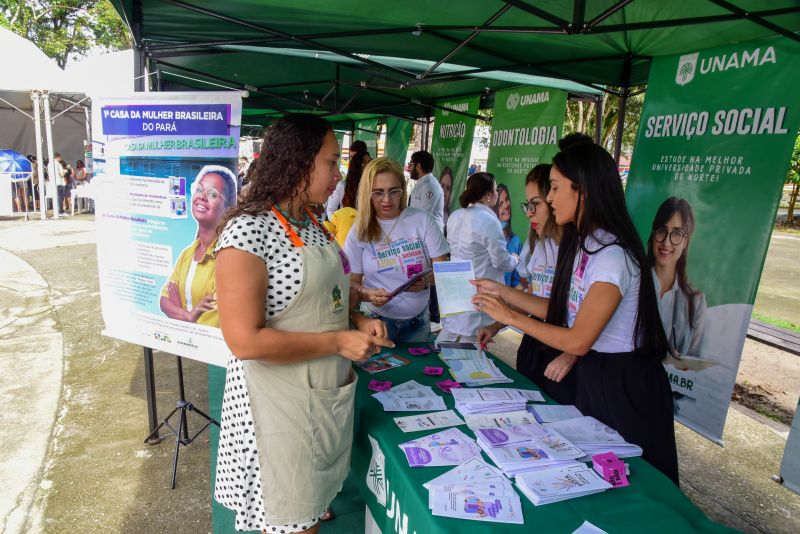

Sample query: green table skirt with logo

[350,343,735,534]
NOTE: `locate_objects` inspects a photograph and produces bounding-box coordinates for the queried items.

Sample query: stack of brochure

[476,429,586,477]
[424,458,524,524]
[526,404,583,423]
[463,410,539,431]
[515,462,612,505]
[452,388,544,415]
[398,427,482,467]
[372,380,447,412]
[447,358,513,386]
[542,416,643,459]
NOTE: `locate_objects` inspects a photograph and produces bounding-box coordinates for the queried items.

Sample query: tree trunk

[789,181,799,224]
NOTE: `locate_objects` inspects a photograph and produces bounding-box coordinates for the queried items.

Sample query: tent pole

[31,92,48,220]
[133,0,145,92]
[613,54,632,164]
[42,92,59,219]
[594,94,603,144]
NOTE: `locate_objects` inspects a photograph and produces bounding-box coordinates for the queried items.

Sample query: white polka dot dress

[214,211,330,533]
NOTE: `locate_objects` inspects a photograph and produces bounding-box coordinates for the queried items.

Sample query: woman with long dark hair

[214,114,393,533]
[440,172,518,342]
[323,151,367,245]
[472,143,678,485]
[478,164,577,404]
[648,197,707,358]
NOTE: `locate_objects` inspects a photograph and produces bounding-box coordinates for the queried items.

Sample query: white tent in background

[0,27,134,218]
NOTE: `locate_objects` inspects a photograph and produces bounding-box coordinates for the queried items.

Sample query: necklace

[275,204,311,229]
[379,214,401,244]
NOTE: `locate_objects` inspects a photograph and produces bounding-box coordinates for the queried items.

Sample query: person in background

[440,172,518,343]
[324,151,368,246]
[495,183,523,287]
[214,114,392,534]
[345,157,449,343]
[74,160,87,184]
[648,197,707,359]
[468,162,476,176]
[479,164,577,404]
[326,151,367,220]
[27,155,39,211]
[439,166,453,227]
[472,143,679,484]
[57,159,72,214]
[408,150,446,324]
[349,140,368,160]
[558,132,594,151]
[408,150,444,232]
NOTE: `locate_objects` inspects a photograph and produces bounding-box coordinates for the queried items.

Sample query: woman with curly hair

[213,114,393,534]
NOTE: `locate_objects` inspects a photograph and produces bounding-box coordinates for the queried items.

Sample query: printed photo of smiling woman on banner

[92,92,241,367]
[625,36,800,443]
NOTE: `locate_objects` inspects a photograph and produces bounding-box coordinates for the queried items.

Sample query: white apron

[243,208,356,525]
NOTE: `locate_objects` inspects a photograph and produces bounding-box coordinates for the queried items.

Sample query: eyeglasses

[191,182,226,202]
[521,198,544,215]
[371,188,403,200]
[653,227,687,246]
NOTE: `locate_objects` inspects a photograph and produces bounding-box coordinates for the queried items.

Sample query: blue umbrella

[0,149,33,182]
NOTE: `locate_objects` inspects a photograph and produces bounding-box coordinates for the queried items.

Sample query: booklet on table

[393,410,465,433]
[515,462,612,505]
[355,352,410,374]
[398,428,481,467]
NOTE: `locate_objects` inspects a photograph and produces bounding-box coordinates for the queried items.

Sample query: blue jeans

[368,308,431,344]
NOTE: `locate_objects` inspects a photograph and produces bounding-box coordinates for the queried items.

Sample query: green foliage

[0,0,130,68]
[785,134,800,222]
[563,86,645,157]
[787,134,800,185]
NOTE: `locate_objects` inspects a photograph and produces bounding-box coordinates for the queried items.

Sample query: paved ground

[0,213,798,533]
[753,232,800,327]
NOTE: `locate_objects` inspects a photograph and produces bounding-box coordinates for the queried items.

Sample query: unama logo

[675,53,699,86]
[506,92,520,111]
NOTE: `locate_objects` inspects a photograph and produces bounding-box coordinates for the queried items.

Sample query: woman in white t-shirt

[440,172,518,342]
[478,164,578,405]
[473,143,678,485]
[345,158,449,343]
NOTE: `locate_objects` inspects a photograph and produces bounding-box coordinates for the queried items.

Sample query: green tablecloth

[350,344,735,534]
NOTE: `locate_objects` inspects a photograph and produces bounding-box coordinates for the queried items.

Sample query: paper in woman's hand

[433,261,477,316]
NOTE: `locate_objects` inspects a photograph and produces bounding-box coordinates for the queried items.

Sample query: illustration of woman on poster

[439,166,453,226]
[160,165,238,327]
[495,183,522,287]
[647,197,712,369]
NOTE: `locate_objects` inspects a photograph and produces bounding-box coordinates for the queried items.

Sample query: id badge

[338,248,351,275]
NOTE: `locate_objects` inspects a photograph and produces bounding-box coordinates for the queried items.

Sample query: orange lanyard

[271,206,334,247]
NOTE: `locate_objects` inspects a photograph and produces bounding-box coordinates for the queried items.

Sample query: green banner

[384,118,413,165]
[354,118,381,157]
[430,96,480,215]
[487,85,567,248]
[626,36,800,443]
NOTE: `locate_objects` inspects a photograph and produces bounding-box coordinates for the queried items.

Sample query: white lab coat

[442,202,519,336]
[409,173,445,231]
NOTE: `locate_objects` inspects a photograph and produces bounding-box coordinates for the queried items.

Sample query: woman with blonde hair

[344,157,449,343]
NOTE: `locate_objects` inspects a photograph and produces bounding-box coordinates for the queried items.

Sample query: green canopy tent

[113,0,800,157]
[148,45,604,153]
